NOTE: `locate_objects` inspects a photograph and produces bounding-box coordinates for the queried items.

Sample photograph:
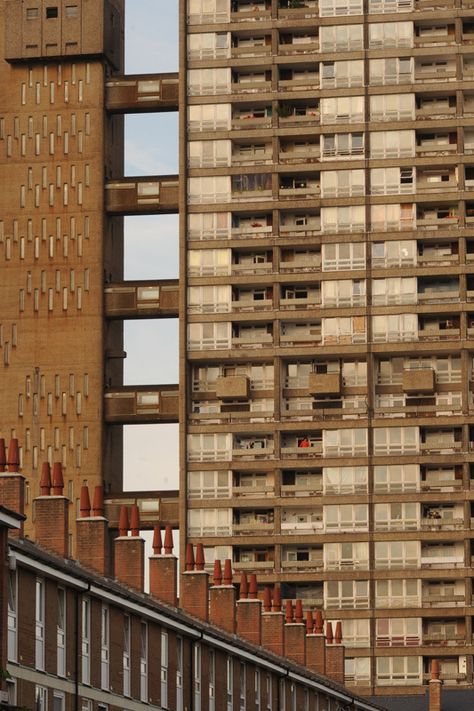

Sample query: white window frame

[101,605,109,690]
[140,621,148,702]
[8,569,17,662]
[194,643,202,711]
[57,587,66,677]
[227,657,233,711]
[81,596,90,684]
[35,578,45,671]
[160,629,168,708]
[123,615,131,697]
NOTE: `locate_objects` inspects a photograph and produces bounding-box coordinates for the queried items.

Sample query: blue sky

[123,3,180,491]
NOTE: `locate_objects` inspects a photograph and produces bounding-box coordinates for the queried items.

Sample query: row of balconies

[190,0,474,25]
[189,24,474,61]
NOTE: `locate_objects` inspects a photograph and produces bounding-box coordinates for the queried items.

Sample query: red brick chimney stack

[34,462,68,557]
[149,524,178,607]
[429,659,443,711]
[325,621,345,684]
[284,599,306,666]
[209,558,236,634]
[236,572,262,645]
[75,485,109,576]
[0,439,25,536]
[180,544,209,621]
[114,505,145,592]
[262,585,285,656]
[306,610,326,676]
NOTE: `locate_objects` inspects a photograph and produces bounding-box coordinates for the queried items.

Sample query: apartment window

[46,7,59,18]
[321,279,366,308]
[371,167,414,195]
[140,622,148,702]
[321,206,365,233]
[188,32,230,60]
[320,169,365,198]
[187,68,231,96]
[320,24,363,51]
[227,657,233,711]
[101,605,109,690]
[369,21,413,48]
[324,542,369,571]
[266,674,273,711]
[194,643,201,711]
[188,176,231,205]
[188,0,230,24]
[7,570,17,662]
[65,5,79,17]
[323,428,368,457]
[35,578,45,670]
[321,96,364,124]
[372,239,416,267]
[188,285,231,313]
[188,140,231,168]
[320,60,363,88]
[376,618,421,647]
[370,130,414,158]
[345,658,371,685]
[26,7,39,18]
[188,104,231,132]
[374,426,419,455]
[376,657,421,685]
[239,663,246,711]
[188,322,231,351]
[372,277,417,305]
[177,637,184,711]
[324,504,368,532]
[209,649,216,711]
[325,580,369,609]
[319,0,363,15]
[369,57,413,86]
[123,615,131,697]
[323,466,368,494]
[374,464,419,492]
[53,691,65,711]
[368,0,413,11]
[81,597,90,684]
[160,630,168,707]
[35,686,48,711]
[372,313,418,342]
[374,502,418,531]
[255,670,261,711]
[375,579,421,608]
[57,588,66,677]
[374,541,420,569]
[370,93,415,121]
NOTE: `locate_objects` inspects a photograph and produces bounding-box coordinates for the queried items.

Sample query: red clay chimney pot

[326,621,334,644]
[223,559,233,585]
[240,571,249,599]
[285,600,294,624]
[213,559,223,586]
[263,586,272,612]
[335,621,343,644]
[118,505,129,537]
[195,543,205,571]
[7,439,19,473]
[39,462,52,496]
[51,462,64,495]
[163,524,173,554]
[272,586,282,613]
[248,573,258,599]
[306,611,314,634]
[314,610,324,634]
[92,485,104,516]
[152,525,162,554]
[79,485,91,517]
[130,503,140,536]
[185,543,195,571]
[295,599,303,624]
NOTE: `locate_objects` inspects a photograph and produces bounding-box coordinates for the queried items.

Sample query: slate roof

[372,689,474,711]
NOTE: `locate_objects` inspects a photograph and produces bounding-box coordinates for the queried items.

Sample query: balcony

[104,281,179,319]
[279,221,321,238]
[216,375,250,401]
[231,42,272,59]
[278,109,319,128]
[421,554,464,569]
[105,176,179,215]
[278,38,319,56]
[233,560,274,570]
[423,593,465,607]
[230,3,271,22]
[232,79,271,95]
[106,73,179,113]
[420,517,464,531]
[232,483,274,498]
[280,254,321,272]
[280,294,320,310]
[231,111,272,130]
[231,224,273,240]
[278,1,318,18]
[403,369,435,394]
[281,558,323,571]
[104,385,179,424]
[232,332,273,348]
[279,145,320,165]
[281,443,323,458]
[233,521,274,534]
[231,298,273,312]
